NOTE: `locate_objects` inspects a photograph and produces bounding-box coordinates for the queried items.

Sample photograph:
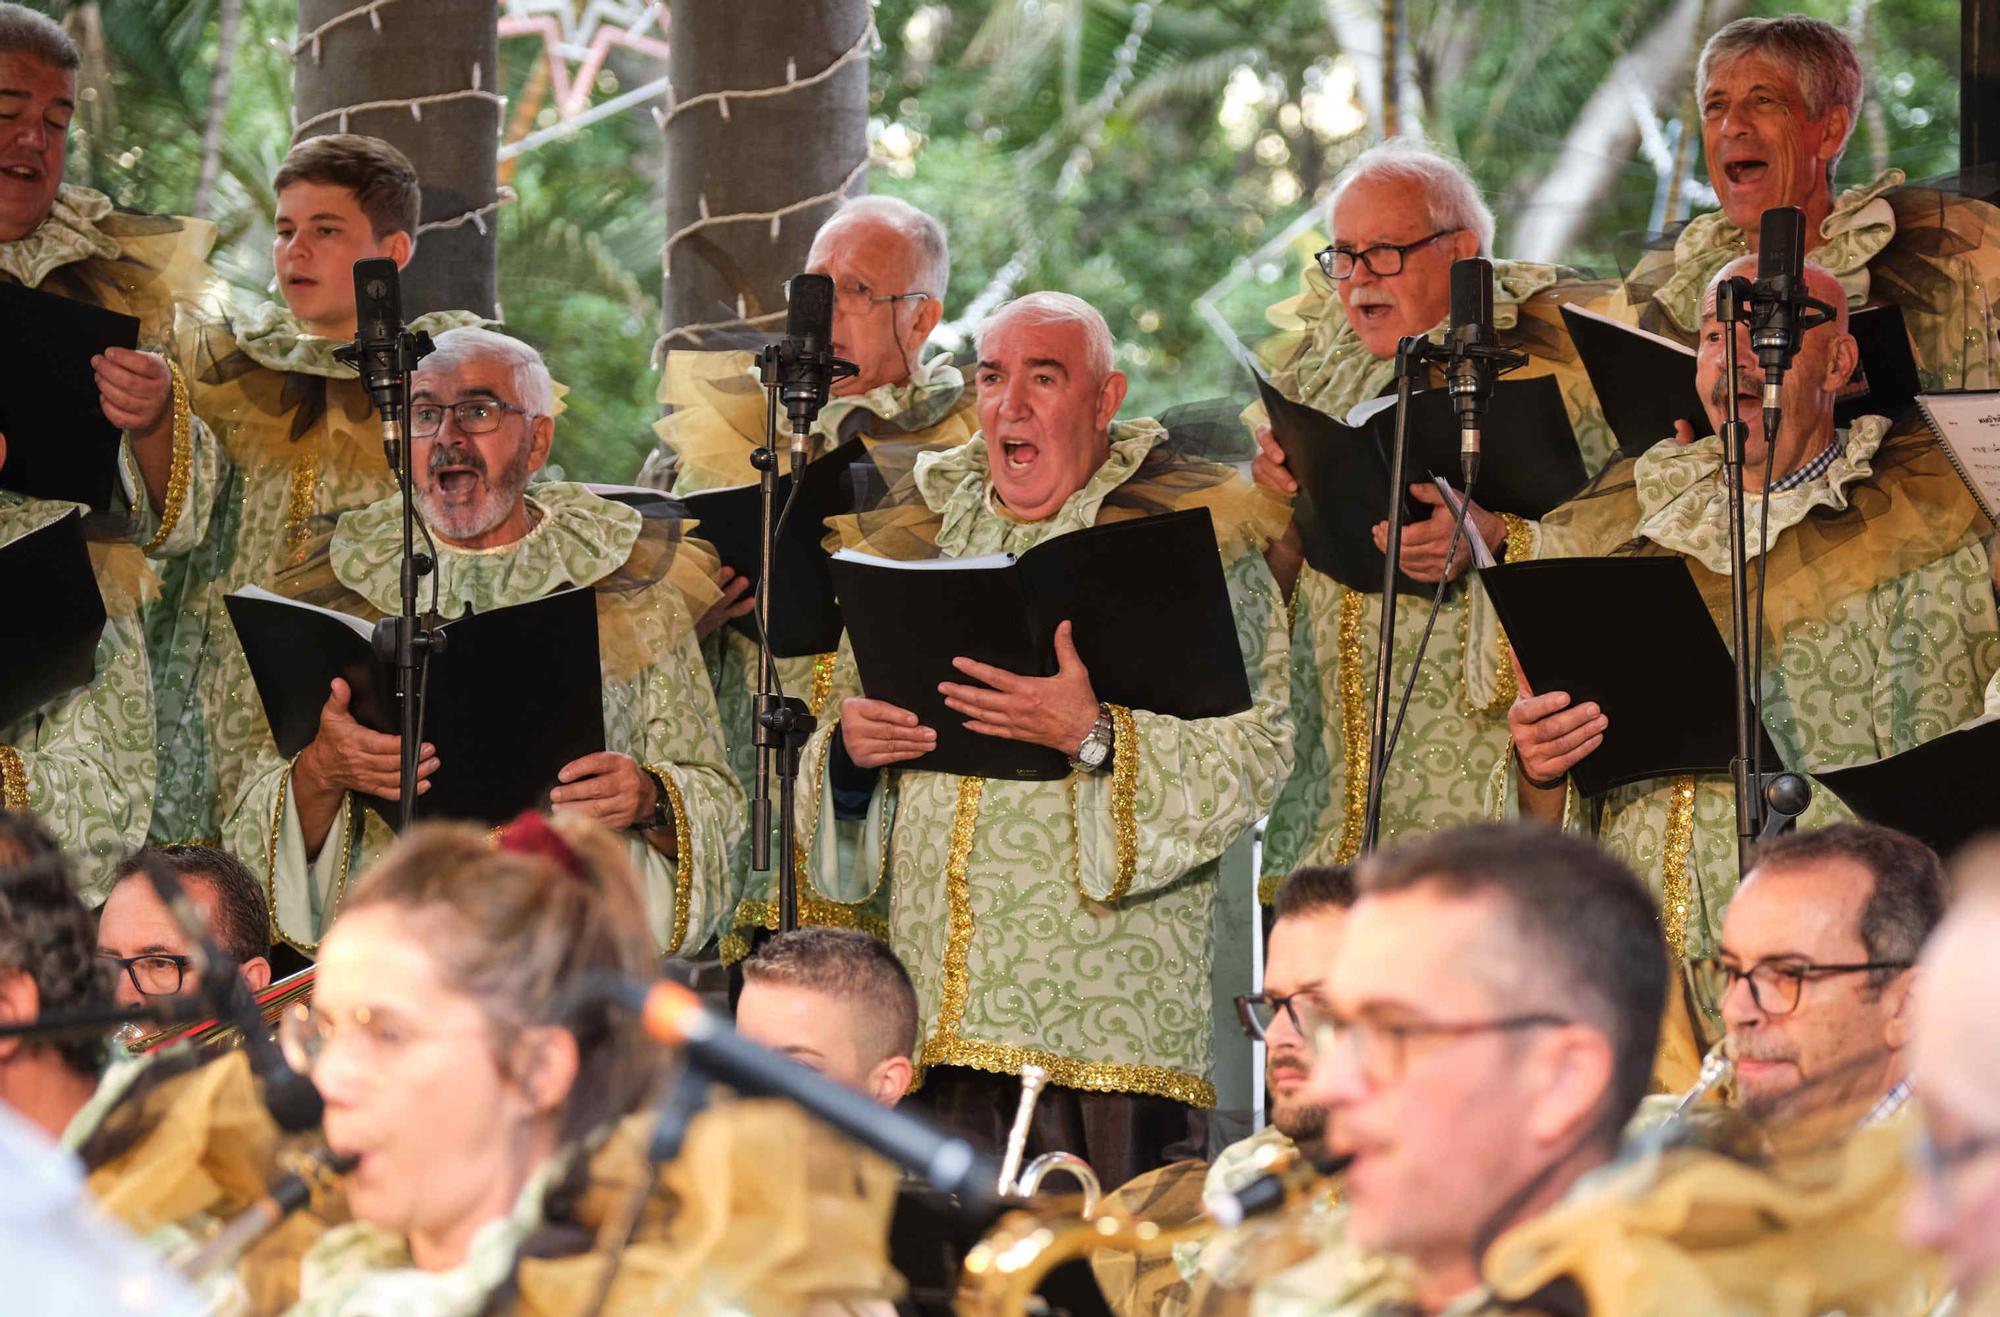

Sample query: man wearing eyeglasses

[94,845,272,1009]
[1906,857,2000,1313]
[1247,139,1615,895]
[1247,823,1665,1315]
[637,196,980,960]
[222,327,743,956]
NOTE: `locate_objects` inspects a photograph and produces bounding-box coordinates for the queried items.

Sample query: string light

[291,0,402,64]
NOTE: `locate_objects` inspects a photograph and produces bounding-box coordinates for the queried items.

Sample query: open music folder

[225,586,605,825]
[0,282,141,511]
[1816,714,2000,859]
[827,507,1252,781]
[0,509,107,729]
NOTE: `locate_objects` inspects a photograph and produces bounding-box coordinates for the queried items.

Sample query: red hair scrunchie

[494,811,586,880]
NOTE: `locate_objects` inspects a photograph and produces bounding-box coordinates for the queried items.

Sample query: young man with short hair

[735,926,917,1107]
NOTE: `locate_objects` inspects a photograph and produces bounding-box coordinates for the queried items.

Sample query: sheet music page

[1917,392,2000,521]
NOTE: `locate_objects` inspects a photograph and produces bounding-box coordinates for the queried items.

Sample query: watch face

[1079,737,1110,768]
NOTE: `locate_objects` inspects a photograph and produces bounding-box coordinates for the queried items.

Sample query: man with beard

[1609,15,2000,396]
[1504,258,1998,1081]
[1091,866,1353,1316]
[639,196,979,959]
[223,328,743,954]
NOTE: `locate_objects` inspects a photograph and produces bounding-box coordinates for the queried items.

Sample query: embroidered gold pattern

[1333,584,1369,863]
[1257,869,1283,906]
[0,745,27,811]
[141,360,192,554]
[931,776,986,1038]
[805,652,838,718]
[1106,703,1139,901]
[1464,512,1535,714]
[261,757,355,956]
[284,451,319,555]
[1660,775,1698,959]
[647,765,694,953]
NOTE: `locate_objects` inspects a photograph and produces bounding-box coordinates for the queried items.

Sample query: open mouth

[1722,159,1770,187]
[286,274,318,287]
[1000,438,1039,472]
[1350,300,1394,324]
[433,467,482,497]
[0,164,41,183]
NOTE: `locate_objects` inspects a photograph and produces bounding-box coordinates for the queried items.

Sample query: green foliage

[56,0,1972,477]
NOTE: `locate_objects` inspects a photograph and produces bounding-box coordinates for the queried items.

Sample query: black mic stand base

[754,695,817,932]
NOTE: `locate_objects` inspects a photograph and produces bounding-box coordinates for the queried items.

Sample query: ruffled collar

[1653,170,1905,334]
[1279,258,1564,417]
[0,184,121,288]
[331,482,639,617]
[915,418,1167,555]
[819,350,968,437]
[229,299,492,379]
[1632,415,1892,573]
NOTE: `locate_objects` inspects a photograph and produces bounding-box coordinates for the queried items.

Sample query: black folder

[827,507,1253,781]
[1816,715,2000,859]
[675,438,870,658]
[1562,302,1922,459]
[0,509,106,729]
[0,282,141,511]
[1476,555,1784,797]
[225,586,605,825]
[1254,370,1586,596]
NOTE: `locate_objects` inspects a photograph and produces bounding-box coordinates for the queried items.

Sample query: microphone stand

[0,997,207,1041]
[748,364,816,933]
[1359,336,1436,854]
[1715,276,1765,874]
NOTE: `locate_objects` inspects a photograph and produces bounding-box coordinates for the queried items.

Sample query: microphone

[1201,1148,1349,1229]
[766,273,858,459]
[1445,257,1496,491]
[1750,206,1808,412]
[133,854,323,1132]
[626,978,996,1213]
[346,257,411,469]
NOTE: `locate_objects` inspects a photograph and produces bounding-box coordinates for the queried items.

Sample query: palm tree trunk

[293,0,500,317]
[661,0,870,346]
[190,0,243,220]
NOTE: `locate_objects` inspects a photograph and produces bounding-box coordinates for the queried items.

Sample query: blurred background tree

[33,0,1967,478]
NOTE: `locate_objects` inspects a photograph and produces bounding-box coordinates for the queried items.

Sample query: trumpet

[120,966,317,1056]
[171,1140,355,1282]
[1670,1039,1735,1125]
[994,1063,1103,1219]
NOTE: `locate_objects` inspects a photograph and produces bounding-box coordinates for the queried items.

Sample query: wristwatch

[1069,703,1115,773]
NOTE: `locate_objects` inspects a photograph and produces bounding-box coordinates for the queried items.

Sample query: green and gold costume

[1255,259,1617,888]
[637,348,978,958]
[147,303,488,845]
[0,496,156,896]
[792,423,1293,1106]
[220,483,742,954]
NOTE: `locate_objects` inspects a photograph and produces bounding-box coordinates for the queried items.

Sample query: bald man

[1906,858,2000,1311]
[1503,257,1999,1088]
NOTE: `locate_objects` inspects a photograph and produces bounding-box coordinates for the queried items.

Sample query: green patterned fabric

[0,183,225,564]
[1501,418,1999,1011]
[0,497,156,898]
[793,424,1294,1103]
[1257,259,1619,880]
[145,302,489,843]
[220,483,744,954]
[1613,169,2000,392]
[638,349,978,955]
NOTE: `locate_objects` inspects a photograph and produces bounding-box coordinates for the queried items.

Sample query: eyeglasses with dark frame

[98,951,194,998]
[1313,1010,1572,1088]
[408,398,531,438]
[1689,956,1913,1018]
[1234,991,1322,1042]
[1313,228,1461,281]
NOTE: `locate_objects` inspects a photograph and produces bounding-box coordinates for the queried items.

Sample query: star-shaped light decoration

[498,0,672,119]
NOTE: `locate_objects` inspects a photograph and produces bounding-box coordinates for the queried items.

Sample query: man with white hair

[789,291,1293,1186]
[1506,258,1997,1086]
[1249,138,1613,884]
[638,196,979,956]
[1612,14,2000,393]
[1906,855,2000,1313]
[224,327,744,954]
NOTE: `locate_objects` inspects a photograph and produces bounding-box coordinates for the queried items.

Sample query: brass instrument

[121,966,317,1056]
[993,1063,1104,1220]
[171,1140,355,1282]
[1669,1039,1734,1124]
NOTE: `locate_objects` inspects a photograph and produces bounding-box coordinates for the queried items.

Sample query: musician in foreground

[1504,257,1998,1079]
[795,290,1294,1186]
[222,327,742,954]
[0,811,108,1141]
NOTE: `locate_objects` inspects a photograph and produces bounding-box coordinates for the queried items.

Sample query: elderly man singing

[223,327,742,956]
[791,291,1293,1187]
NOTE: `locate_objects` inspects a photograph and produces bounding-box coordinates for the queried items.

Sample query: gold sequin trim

[1463,513,1535,715]
[722,896,892,964]
[920,1035,1219,1108]
[647,765,694,954]
[284,451,319,556]
[805,652,838,719]
[1660,775,1698,960]
[1257,869,1283,905]
[0,745,27,811]
[261,756,355,956]
[1105,703,1139,901]
[1333,585,1369,863]
[932,776,986,1038]
[140,360,192,554]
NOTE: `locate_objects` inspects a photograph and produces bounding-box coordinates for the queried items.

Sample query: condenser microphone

[347,257,410,468]
[774,273,856,455]
[1446,257,1496,490]
[1750,205,1809,412]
